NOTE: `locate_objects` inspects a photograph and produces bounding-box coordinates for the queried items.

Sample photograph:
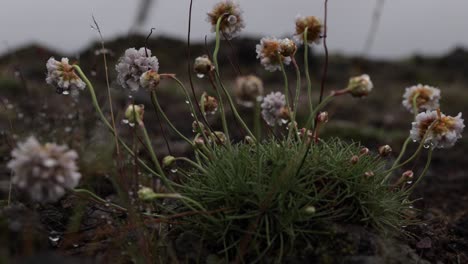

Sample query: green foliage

[175,138,412,260]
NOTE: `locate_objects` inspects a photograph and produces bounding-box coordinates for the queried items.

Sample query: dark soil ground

[0,36,467,263]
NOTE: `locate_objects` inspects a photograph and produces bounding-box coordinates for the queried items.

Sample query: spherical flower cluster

[140,69,160,90]
[256,37,292,72]
[115,47,159,91]
[261,92,287,126]
[293,15,323,45]
[7,136,81,203]
[194,55,214,76]
[410,110,464,148]
[234,75,264,107]
[207,0,245,40]
[46,57,86,95]
[346,74,373,97]
[279,38,297,57]
[201,93,219,115]
[402,84,441,113]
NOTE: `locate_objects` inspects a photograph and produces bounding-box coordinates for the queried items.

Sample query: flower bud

[234,75,264,107]
[347,74,373,98]
[378,145,392,157]
[139,69,160,90]
[304,206,316,214]
[212,131,227,145]
[194,55,213,76]
[317,111,329,123]
[125,104,144,124]
[201,93,218,114]
[359,147,370,155]
[402,170,414,179]
[138,186,157,201]
[192,121,205,133]
[162,156,176,168]
[278,106,291,121]
[244,136,255,145]
[350,155,359,165]
[193,136,205,148]
[364,171,374,178]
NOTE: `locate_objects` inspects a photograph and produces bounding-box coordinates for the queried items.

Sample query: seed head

[7,136,81,203]
[46,57,86,95]
[207,0,245,40]
[294,15,323,45]
[256,37,292,72]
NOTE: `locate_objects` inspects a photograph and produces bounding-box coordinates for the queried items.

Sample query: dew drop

[406,181,413,184]
[122,119,129,124]
[413,140,418,143]
[227,15,238,25]
[91,70,97,76]
[185,100,190,104]
[197,73,205,79]
[62,90,70,95]
[129,122,135,127]
[64,127,72,133]
[48,231,61,247]
[423,144,430,149]
[170,168,178,173]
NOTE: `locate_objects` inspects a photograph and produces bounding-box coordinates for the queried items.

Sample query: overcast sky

[1,0,467,59]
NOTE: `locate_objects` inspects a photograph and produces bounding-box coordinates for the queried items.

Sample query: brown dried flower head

[294,15,323,45]
[201,93,219,114]
[207,0,245,40]
[234,75,264,107]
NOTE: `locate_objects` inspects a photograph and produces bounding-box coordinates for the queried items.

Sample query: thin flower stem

[303,28,314,113]
[278,55,291,111]
[405,147,433,193]
[213,17,256,142]
[291,57,302,134]
[304,94,335,130]
[254,100,261,140]
[72,65,160,177]
[174,157,208,173]
[382,137,411,183]
[73,188,127,212]
[150,91,194,147]
[212,17,232,144]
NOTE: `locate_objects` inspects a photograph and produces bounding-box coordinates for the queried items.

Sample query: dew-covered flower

[402,84,441,113]
[207,0,245,40]
[346,74,373,97]
[234,75,264,107]
[256,37,292,72]
[7,136,81,203]
[46,57,86,95]
[410,110,464,148]
[140,69,160,90]
[194,55,214,76]
[261,92,288,126]
[294,15,323,45]
[116,47,159,91]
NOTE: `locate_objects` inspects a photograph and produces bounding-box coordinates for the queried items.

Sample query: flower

[46,57,86,95]
[116,47,159,91]
[140,69,160,90]
[261,92,287,126]
[7,136,81,202]
[207,0,245,40]
[294,15,323,45]
[346,74,373,97]
[194,55,213,76]
[234,75,264,107]
[402,84,441,113]
[279,38,297,57]
[378,145,392,157]
[410,110,464,148]
[138,186,157,201]
[256,37,292,72]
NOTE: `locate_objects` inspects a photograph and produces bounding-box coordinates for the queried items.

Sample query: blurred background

[1,0,467,58]
[1,0,468,262]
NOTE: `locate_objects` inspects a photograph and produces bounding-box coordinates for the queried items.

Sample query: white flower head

[7,136,81,203]
[207,0,245,40]
[116,47,159,91]
[347,74,373,97]
[46,57,86,95]
[410,110,464,149]
[402,84,441,113]
[293,15,323,45]
[234,75,264,107]
[261,92,288,126]
[256,37,292,72]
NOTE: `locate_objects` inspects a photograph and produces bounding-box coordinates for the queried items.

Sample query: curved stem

[405,147,433,193]
[174,157,207,173]
[73,188,127,212]
[150,91,194,147]
[304,94,335,130]
[278,54,291,111]
[72,65,160,177]
[303,28,314,113]
[382,137,411,183]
